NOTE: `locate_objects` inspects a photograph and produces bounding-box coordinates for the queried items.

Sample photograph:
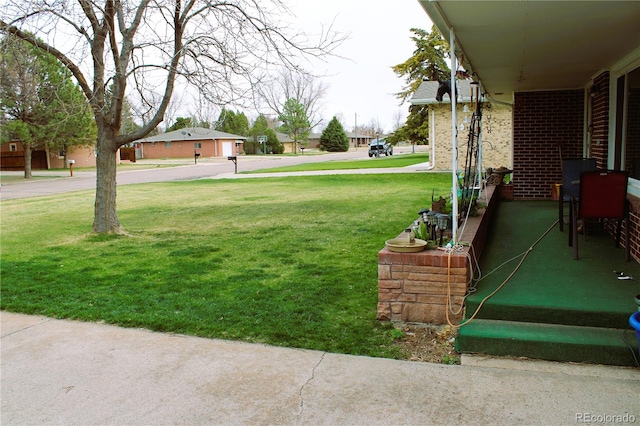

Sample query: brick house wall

[512,90,585,199]
[512,77,640,262]
[431,102,512,172]
[48,146,98,168]
[0,143,97,169]
[140,138,239,159]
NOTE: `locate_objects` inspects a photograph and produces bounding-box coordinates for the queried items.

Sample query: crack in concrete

[297,351,326,421]
[0,317,52,338]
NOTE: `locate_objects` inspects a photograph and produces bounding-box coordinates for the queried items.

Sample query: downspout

[450,28,459,244]
[476,109,488,206]
[430,107,436,169]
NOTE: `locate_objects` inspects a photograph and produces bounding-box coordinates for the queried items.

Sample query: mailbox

[227,156,238,174]
[68,159,76,164]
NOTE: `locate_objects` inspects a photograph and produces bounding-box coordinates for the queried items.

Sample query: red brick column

[377,186,498,324]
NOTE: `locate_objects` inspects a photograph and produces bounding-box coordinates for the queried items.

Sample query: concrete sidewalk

[2,312,638,425]
[210,163,433,180]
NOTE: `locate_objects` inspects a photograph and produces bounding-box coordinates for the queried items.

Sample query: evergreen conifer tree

[319,116,349,152]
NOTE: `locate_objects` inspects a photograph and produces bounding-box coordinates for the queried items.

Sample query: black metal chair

[559,158,597,231]
[569,170,629,261]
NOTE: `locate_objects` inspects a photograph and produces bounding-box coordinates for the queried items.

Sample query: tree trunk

[92,136,124,234]
[23,148,32,179]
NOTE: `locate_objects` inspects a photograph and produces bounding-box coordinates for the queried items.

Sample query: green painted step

[456,319,640,367]
[463,300,634,329]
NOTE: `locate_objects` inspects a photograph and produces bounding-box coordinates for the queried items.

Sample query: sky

[287,0,433,133]
[2,0,432,134]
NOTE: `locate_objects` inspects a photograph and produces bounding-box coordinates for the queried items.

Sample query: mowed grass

[246,153,428,173]
[1,173,450,358]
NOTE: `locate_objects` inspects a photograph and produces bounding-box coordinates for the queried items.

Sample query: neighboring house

[276,133,296,154]
[0,141,97,170]
[345,132,375,149]
[307,132,374,150]
[138,127,245,159]
[306,133,321,149]
[50,146,98,168]
[410,79,512,172]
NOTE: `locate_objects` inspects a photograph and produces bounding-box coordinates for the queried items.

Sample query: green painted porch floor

[456,200,640,366]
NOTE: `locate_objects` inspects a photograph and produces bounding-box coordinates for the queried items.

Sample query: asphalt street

[0,146,427,200]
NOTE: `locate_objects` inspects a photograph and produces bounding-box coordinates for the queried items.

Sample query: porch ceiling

[418,1,640,104]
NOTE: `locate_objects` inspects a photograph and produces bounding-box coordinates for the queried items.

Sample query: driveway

[3,311,638,425]
[0,146,426,200]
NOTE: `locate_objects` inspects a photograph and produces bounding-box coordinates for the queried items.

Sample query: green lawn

[246,153,428,173]
[1,173,450,358]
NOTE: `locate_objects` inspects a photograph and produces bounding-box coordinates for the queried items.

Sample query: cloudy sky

[288,0,433,133]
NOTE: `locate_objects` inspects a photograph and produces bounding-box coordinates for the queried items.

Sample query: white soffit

[419,1,640,103]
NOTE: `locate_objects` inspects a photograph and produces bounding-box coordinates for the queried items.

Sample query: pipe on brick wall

[450,28,459,244]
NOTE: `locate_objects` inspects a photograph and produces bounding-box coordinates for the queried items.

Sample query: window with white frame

[165,142,172,148]
[612,50,640,197]
[194,142,202,149]
[620,66,640,177]
[9,143,17,152]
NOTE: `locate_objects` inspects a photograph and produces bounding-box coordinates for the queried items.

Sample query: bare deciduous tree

[352,124,371,137]
[257,67,328,131]
[392,109,404,132]
[188,93,219,129]
[158,92,185,133]
[0,0,343,233]
[367,117,384,137]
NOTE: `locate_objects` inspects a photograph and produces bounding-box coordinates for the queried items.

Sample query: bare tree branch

[0,0,346,233]
[256,66,328,130]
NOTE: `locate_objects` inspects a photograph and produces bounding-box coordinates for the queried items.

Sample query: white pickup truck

[368,139,393,157]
